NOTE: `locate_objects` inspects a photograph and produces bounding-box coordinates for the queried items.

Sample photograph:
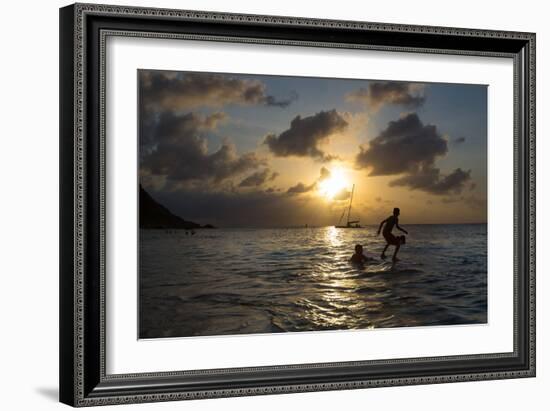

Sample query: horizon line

[144,222,488,230]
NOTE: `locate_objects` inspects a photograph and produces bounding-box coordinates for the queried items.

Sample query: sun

[318,168,350,200]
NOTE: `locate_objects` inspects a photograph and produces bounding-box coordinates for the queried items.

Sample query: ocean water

[139,224,487,338]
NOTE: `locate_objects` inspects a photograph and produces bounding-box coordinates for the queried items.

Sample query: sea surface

[139,224,487,338]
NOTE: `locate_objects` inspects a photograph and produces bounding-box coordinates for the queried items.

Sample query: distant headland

[139,185,215,229]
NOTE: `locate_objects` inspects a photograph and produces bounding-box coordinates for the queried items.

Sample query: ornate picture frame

[59,3,535,406]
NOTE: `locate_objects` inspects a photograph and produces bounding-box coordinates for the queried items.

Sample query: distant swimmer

[377,208,408,262]
[350,244,375,265]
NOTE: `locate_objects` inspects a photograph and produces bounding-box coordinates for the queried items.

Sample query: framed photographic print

[59,3,536,407]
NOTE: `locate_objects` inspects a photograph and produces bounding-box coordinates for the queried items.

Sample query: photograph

[138,69,488,339]
[56,2,536,406]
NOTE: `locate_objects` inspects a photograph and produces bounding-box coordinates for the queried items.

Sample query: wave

[139,225,488,338]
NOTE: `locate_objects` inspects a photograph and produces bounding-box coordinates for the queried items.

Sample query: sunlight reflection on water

[139,225,487,338]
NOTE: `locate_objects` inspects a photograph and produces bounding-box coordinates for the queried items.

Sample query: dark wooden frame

[60,3,536,407]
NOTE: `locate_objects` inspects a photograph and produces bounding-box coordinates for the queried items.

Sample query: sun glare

[318,168,349,200]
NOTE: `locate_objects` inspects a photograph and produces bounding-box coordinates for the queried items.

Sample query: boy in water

[377,208,408,261]
[350,244,374,265]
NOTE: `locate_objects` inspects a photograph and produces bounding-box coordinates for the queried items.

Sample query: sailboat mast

[347,184,355,225]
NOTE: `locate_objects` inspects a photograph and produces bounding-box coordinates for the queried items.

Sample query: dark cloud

[264,91,299,108]
[153,111,227,145]
[355,113,473,195]
[150,188,335,228]
[319,166,331,181]
[285,166,352,199]
[390,167,472,195]
[140,71,297,110]
[355,113,448,176]
[141,111,264,185]
[453,136,466,144]
[287,182,316,194]
[264,110,348,161]
[346,81,425,110]
[238,169,279,187]
[286,167,338,195]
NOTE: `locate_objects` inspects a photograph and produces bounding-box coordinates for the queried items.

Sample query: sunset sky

[139,70,487,227]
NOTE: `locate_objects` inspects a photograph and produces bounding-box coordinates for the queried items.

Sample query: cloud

[238,169,279,187]
[286,166,348,197]
[140,71,297,110]
[453,136,466,144]
[390,167,472,195]
[154,111,227,145]
[287,182,316,194]
[346,81,425,110]
[355,113,473,195]
[264,110,348,161]
[141,111,264,185]
[333,189,351,201]
[319,166,331,181]
[150,187,336,228]
[264,91,299,108]
[355,113,448,176]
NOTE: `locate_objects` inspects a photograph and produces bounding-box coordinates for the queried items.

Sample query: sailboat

[335,184,361,228]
